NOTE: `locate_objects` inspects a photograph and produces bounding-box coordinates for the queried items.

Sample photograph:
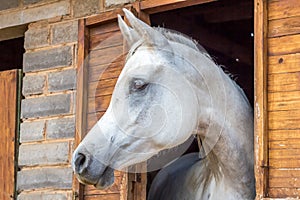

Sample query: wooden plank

[0,70,18,200]
[140,0,216,14]
[85,194,120,200]
[90,31,123,51]
[89,79,117,98]
[268,53,300,74]
[254,0,269,198]
[268,187,300,198]
[268,91,300,111]
[89,22,119,36]
[88,62,123,83]
[269,129,300,141]
[268,16,300,38]
[269,110,300,130]
[268,0,300,20]
[269,139,300,150]
[88,95,111,114]
[268,72,300,92]
[269,177,300,188]
[73,19,89,200]
[269,149,300,159]
[268,34,300,56]
[89,45,124,67]
[269,159,300,168]
[270,169,300,178]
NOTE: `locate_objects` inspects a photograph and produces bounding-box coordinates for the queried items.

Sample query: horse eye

[132,79,148,92]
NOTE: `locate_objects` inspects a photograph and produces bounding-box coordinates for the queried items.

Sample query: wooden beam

[73,19,89,200]
[140,0,216,14]
[254,0,269,199]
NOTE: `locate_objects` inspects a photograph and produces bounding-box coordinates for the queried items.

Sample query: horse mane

[155,27,210,57]
[155,27,251,106]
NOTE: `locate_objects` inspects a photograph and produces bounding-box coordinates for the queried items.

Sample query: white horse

[72,9,255,200]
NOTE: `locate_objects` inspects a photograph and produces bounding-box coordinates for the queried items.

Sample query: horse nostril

[74,152,87,174]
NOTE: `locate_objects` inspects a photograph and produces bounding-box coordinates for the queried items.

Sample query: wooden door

[75,8,147,200]
[0,70,21,200]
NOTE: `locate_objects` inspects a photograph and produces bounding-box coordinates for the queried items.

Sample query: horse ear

[118,14,139,48]
[122,8,168,47]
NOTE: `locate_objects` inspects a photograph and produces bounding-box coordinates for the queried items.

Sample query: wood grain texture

[268,0,300,20]
[74,19,89,200]
[269,110,300,130]
[254,0,269,198]
[268,91,300,111]
[268,16,300,38]
[0,70,18,200]
[268,53,300,74]
[84,16,129,200]
[268,34,300,56]
[268,72,300,92]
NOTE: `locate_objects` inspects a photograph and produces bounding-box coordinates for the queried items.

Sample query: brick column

[18,19,78,200]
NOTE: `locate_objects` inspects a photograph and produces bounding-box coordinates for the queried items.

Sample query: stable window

[75,0,273,199]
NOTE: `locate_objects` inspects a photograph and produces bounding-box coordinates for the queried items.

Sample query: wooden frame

[254,0,268,199]
[73,19,89,200]
[75,0,263,199]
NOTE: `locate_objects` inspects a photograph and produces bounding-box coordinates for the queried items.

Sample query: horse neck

[172,43,254,195]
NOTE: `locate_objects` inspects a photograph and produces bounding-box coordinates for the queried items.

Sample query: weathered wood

[270,139,300,150]
[0,70,19,200]
[268,53,300,74]
[89,46,124,67]
[269,149,300,159]
[268,188,300,198]
[268,91,300,111]
[89,64,123,82]
[268,72,300,92]
[268,0,300,20]
[269,110,300,130]
[84,194,120,200]
[88,95,112,114]
[269,169,300,178]
[89,78,118,98]
[140,0,216,14]
[73,19,89,200]
[269,159,300,169]
[269,129,300,141]
[268,16,300,38]
[268,34,300,56]
[90,22,119,36]
[254,0,269,198]
[269,177,300,188]
[90,31,123,51]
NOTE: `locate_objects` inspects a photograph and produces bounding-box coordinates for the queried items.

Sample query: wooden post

[254,0,269,199]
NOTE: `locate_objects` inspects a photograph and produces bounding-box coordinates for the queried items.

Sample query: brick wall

[0,0,134,199]
[18,18,77,199]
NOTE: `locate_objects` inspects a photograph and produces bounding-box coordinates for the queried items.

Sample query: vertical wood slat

[254,0,269,199]
[0,70,19,200]
[73,19,90,200]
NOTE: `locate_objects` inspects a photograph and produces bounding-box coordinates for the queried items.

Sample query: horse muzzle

[72,146,115,189]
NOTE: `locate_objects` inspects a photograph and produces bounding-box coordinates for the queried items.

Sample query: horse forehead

[124,50,168,74]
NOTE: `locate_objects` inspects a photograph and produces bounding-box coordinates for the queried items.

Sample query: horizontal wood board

[267,0,300,197]
[85,21,126,199]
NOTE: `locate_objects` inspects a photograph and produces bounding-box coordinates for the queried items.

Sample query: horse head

[72,9,201,189]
